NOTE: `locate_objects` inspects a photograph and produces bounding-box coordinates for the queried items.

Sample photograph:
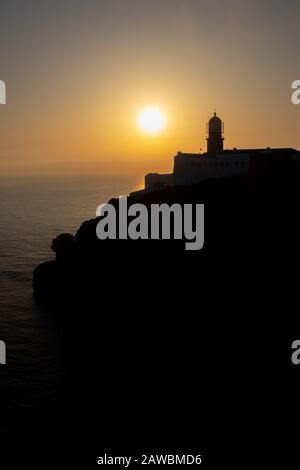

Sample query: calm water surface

[0,175,140,446]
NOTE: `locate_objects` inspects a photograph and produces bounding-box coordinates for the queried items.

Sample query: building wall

[248,152,293,192]
[173,153,250,186]
[145,173,174,191]
[138,149,300,197]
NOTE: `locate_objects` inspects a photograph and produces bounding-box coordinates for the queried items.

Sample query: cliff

[33,172,300,306]
[31,172,300,460]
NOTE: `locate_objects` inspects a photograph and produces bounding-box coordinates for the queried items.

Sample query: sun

[138,107,166,135]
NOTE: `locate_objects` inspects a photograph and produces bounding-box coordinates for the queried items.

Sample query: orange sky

[0,1,300,177]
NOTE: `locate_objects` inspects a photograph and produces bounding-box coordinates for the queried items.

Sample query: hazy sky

[0,0,300,176]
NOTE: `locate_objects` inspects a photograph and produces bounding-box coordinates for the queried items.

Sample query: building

[131,113,300,198]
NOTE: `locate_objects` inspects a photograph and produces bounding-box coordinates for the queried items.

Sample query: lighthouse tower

[206,112,224,155]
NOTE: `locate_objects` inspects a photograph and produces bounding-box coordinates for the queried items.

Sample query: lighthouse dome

[209,112,222,125]
[208,112,223,133]
[206,112,224,154]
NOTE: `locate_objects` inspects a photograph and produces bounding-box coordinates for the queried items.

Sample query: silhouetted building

[131,112,300,197]
[207,112,224,155]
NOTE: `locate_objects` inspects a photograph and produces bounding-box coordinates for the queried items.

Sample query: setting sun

[138,107,166,135]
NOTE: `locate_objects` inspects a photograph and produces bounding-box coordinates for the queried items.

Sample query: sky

[0,0,300,177]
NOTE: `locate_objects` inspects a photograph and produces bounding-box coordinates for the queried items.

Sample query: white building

[131,113,300,198]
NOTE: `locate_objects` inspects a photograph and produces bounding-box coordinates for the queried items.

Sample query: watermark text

[0,80,6,104]
[0,340,6,364]
[291,80,300,105]
[291,340,300,365]
[96,197,204,251]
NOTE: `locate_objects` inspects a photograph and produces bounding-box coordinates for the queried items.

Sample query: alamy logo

[291,340,300,365]
[0,80,6,104]
[291,81,300,105]
[96,197,204,251]
[0,340,6,365]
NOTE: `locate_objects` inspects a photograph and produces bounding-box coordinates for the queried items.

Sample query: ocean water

[0,175,140,447]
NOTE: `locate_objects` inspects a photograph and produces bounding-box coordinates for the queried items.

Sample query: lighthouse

[206,112,224,155]
[130,110,300,200]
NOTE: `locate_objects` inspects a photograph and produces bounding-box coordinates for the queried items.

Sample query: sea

[0,175,140,448]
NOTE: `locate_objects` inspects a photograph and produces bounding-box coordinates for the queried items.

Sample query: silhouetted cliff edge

[31,173,300,465]
[33,173,300,305]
